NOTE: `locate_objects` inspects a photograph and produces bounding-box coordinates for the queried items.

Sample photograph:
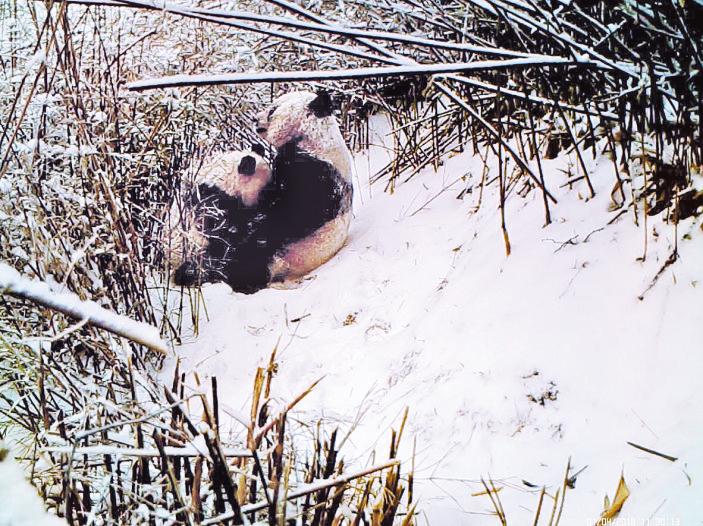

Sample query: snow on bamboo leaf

[127,56,598,91]
[44,0,387,63]
[467,0,638,76]
[0,442,67,526]
[0,262,168,355]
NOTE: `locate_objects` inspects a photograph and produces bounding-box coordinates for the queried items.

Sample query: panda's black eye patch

[238,155,257,176]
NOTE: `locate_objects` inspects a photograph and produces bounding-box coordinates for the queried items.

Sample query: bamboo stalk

[50,0,545,57]
[202,460,400,524]
[41,445,251,457]
[127,57,593,91]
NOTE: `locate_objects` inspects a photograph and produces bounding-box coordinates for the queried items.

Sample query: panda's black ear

[309,89,333,118]
[238,155,257,176]
[251,144,266,157]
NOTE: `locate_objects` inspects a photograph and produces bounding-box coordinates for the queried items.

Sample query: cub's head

[169,146,272,287]
[197,147,271,207]
[255,90,337,149]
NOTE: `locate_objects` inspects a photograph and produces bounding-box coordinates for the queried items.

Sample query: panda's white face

[196,150,271,207]
[255,91,330,147]
[255,90,353,183]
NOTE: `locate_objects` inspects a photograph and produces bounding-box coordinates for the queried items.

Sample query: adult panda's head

[255,90,352,182]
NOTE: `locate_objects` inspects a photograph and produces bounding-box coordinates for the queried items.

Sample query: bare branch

[0,263,168,355]
[127,56,597,91]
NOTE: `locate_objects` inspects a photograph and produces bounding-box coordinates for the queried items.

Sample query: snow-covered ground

[0,442,66,526]
[164,117,703,524]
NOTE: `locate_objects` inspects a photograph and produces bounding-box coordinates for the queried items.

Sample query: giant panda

[164,147,272,287]
[218,89,354,293]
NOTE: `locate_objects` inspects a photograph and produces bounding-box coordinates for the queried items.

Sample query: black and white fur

[167,91,353,294]
[218,90,354,293]
[164,147,272,287]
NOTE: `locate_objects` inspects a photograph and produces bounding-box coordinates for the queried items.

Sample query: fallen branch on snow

[0,262,168,355]
[626,441,678,462]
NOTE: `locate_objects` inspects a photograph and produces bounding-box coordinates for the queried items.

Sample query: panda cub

[220,89,353,293]
[164,146,271,287]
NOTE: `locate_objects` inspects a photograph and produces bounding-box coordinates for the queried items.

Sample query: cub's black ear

[238,155,257,176]
[251,144,266,157]
[309,89,333,118]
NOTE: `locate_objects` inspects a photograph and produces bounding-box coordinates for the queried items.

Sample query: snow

[0,443,66,526]
[164,116,703,523]
[24,50,46,71]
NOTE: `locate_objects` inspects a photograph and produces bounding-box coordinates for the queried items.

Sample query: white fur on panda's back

[257,90,355,284]
[257,91,354,184]
[269,211,351,285]
[197,151,271,207]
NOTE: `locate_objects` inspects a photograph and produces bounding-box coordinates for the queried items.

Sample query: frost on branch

[0,262,168,355]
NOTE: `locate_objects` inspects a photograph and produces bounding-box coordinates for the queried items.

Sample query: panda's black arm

[265,153,346,243]
[196,183,260,240]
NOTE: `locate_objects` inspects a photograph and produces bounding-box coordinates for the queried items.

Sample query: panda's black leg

[223,252,272,294]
